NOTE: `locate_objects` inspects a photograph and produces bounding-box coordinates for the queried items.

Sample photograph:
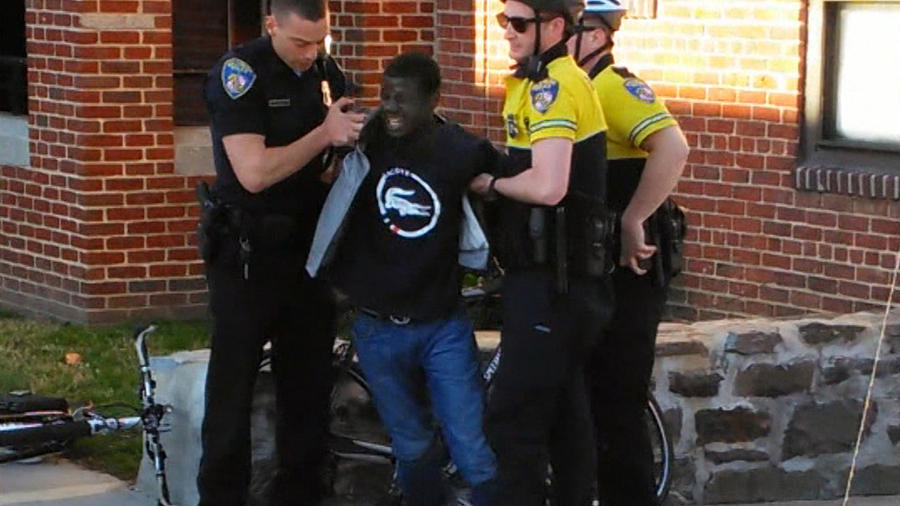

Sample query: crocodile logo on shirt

[376,168,441,238]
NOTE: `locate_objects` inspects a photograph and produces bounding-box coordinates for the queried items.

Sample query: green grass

[0,311,209,480]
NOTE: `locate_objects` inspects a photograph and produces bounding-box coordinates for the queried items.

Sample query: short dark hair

[269,0,327,22]
[383,52,441,97]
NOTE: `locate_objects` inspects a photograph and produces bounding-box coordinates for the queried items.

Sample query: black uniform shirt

[204,36,345,219]
[331,119,502,320]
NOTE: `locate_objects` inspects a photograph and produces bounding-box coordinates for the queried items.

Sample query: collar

[588,53,615,80]
[512,41,569,81]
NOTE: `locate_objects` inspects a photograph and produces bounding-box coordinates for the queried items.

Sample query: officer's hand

[620,217,657,275]
[469,173,496,200]
[323,97,366,147]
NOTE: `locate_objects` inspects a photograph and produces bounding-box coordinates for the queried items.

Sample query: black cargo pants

[589,267,668,506]
[197,227,336,506]
[486,269,613,506]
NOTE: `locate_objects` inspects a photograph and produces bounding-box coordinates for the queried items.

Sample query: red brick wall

[329,0,435,106]
[610,0,900,319]
[1,0,205,323]
[3,0,899,323]
[340,0,900,320]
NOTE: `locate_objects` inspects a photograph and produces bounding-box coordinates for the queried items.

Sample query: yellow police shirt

[503,55,607,159]
[591,65,677,160]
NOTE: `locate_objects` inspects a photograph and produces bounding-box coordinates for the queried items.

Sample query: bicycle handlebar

[131,323,177,506]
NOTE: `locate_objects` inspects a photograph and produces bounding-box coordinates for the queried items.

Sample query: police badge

[221,57,256,100]
[530,78,559,114]
[623,78,656,103]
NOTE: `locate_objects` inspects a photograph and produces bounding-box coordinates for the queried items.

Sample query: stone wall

[653,310,900,503]
[138,310,900,504]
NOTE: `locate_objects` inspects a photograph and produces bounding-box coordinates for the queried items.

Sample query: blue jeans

[352,310,497,505]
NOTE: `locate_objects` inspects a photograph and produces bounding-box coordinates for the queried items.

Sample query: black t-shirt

[331,119,502,320]
[204,36,345,220]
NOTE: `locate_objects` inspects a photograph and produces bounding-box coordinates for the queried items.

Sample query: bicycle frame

[134,323,175,506]
[0,324,176,506]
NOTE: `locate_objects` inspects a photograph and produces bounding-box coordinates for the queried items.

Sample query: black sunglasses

[496,12,540,33]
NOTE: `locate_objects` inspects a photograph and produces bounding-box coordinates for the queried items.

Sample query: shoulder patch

[623,78,656,103]
[221,57,256,100]
[530,78,559,114]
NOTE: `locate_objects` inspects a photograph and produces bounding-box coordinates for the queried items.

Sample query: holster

[614,197,687,287]
[658,198,687,280]
[196,181,229,264]
[584,211,615,278]
[528,205,613,292]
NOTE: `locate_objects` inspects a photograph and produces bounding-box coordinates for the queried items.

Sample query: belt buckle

[389,315,411,325]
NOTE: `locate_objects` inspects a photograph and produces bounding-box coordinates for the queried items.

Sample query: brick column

[0,0,204,323]
[435,0,507,143]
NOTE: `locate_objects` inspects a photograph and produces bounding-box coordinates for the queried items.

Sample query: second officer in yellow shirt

[568,1,689,504]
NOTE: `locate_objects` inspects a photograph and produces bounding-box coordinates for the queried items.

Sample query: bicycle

[0,324,176,506]
[326,279,673,505]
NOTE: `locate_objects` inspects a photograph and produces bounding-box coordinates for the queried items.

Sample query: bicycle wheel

[329,363,391,453]
[0,393,73,464]
[645,395,673,503]
[0,418,88,464]
[0,392,68,415]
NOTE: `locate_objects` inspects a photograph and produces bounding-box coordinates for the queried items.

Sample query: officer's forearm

[223,128,331,194]
[495,138,572,205]
[494,171,565,205]
[622,126,688,226]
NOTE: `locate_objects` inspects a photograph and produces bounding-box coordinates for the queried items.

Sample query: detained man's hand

[619,216,657,275]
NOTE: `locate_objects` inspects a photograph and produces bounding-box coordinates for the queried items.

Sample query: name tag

[268,98,291,108]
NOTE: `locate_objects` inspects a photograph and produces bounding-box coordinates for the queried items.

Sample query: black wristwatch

[488,176,500,199]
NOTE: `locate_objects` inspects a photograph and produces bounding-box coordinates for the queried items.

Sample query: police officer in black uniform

[471,0,613,504]
[196,0,365,504]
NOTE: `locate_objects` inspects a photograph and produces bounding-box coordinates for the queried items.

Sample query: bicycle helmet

[582,0,627,31]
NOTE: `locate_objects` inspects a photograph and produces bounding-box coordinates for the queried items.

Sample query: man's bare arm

[223,96,365,193]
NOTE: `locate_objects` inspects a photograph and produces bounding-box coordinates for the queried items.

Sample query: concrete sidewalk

[1,458,899,506]
[0,459,152,506]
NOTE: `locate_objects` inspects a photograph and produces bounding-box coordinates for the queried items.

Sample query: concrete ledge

[78,14,156,29]
[175,126,215,176]
[0,113,28,167]
[136,351,209,506]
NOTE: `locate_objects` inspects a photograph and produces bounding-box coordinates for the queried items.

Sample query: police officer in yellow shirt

[470,0,614,503]
[568,1,689,504]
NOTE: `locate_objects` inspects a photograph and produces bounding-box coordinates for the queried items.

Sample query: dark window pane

[173,0,228,71]
[174,74,211,127]
[173,0,263,126]
[0,1,26,115]
[231,0,263,47]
